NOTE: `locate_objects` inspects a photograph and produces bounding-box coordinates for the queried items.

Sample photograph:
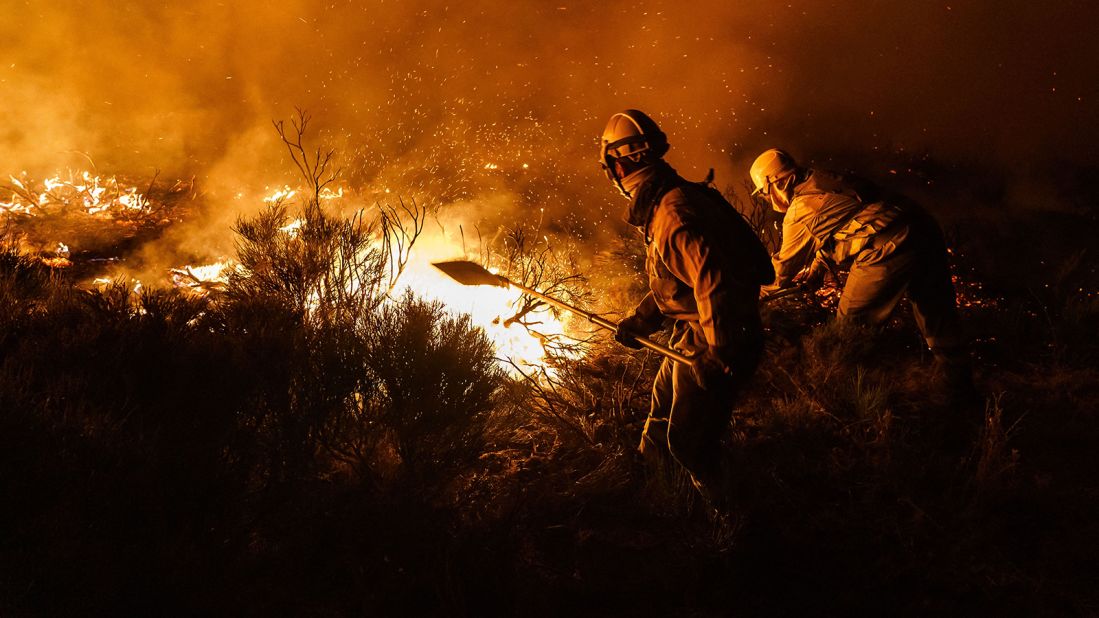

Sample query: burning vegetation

[2,1,1098,613]
[2,111,1098,615]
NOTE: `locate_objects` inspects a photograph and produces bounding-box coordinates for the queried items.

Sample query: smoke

[2,0,1096,274]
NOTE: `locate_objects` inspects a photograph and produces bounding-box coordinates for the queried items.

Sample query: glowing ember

[40,242,73,268]
[952,274,1000,309]
[813,282,843,308]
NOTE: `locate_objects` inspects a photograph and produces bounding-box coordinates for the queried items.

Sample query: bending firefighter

[603,110,775,495]
[751,148,970,385]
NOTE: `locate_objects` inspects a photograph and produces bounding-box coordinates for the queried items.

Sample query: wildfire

[160,204,573,372]
[92,277,144,295]
[263,186,297,203]
[2,171,150,218]
[170,260,235,293]
[952,274,1000,309]
[2,167,575,373]
[394,247,577,373]
[263,184,577,371]
[279,219,303,236]
[262,186,344,203]
[1,169,169,270]
[40,242,72,269]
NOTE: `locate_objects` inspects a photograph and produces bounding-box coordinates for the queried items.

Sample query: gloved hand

[615,313,658,349]
[690,348,732,390]
[792,258,827,292]
[759,285,783,300]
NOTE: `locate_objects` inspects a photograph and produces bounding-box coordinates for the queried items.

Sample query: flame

[279,218,303,236]
[263,186,297,203]
[163,263,570,375]
[37,241,73,268]
[169,260,234,293]
[392,236,578,374]
[318,187,344,200]
[262,186,344,203]
[2,170,578,374]
[163,230,576,372]
[1,171,150,218]
[91,277,144,295]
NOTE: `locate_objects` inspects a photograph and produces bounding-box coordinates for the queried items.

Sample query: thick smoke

[2,0,1096,275]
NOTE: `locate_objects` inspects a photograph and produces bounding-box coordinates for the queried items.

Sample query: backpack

[692,175,777,287]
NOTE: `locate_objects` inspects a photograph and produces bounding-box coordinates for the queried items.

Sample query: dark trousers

[640,323,759,488]
[839,218,963,356]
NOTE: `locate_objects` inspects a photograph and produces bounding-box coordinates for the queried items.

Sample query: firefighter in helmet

[751,148,970,385]
[604,110,775,496]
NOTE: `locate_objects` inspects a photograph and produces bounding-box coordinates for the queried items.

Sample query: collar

[624,161,679,231]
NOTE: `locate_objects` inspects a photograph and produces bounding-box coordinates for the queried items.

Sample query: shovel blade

[432,260,508,287]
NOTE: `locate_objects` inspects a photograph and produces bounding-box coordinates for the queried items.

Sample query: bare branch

[273,108,341,203]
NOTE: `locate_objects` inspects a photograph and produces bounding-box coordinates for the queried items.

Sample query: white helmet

[750,148,797,195]
[599,109,669,195]
[750,148,799,213]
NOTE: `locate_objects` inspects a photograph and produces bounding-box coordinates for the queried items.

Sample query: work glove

[792,258,828,292]
[690,348,732,390]
[615,313,658,350]
[759,285,785,300]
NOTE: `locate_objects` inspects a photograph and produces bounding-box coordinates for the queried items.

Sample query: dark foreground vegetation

[1,191,1097,617]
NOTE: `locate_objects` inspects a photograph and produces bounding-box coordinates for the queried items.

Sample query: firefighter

[604,110,775,497]
[750,148,970,386]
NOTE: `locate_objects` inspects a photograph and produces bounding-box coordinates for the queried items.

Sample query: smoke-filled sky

[2,0,1096,257]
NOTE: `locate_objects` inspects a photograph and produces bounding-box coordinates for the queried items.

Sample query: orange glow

[393,235,577,374]
[162,201,577,373]
[170,261,234,292]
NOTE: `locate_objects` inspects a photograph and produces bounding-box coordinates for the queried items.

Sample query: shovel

[432,260,695,365]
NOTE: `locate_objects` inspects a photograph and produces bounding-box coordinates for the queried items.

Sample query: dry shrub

[362,291,503,489]
[0,184,511,614]
[972,393,1020,490]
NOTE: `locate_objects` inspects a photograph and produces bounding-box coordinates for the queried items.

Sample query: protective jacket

[767,168,963,354]
[767,169,909,289]
[622,162,772,493]
[626,163,774,366]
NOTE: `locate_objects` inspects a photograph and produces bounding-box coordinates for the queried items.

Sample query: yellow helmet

[749,148,797,196]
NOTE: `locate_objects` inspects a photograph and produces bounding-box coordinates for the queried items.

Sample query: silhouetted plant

[229,199,387,324]
[361,291,503,490]
[726,181,781,254]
